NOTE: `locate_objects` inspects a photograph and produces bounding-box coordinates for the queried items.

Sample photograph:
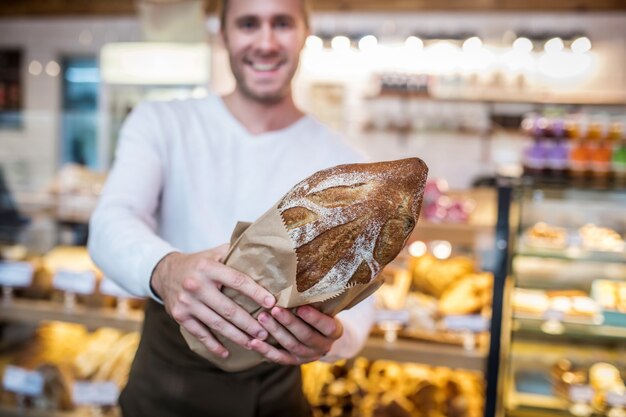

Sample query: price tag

[443,315,490,333]
[569,385,594,403]
[72,381,120,406]
[543,309,565,322]
[2,366,44,397]
[0,262,34,287]
[375,309,410,325]
[606,391,626,408]
[53,270,96,295]
[100,277,136,299]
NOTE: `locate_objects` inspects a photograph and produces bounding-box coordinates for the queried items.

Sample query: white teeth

[251,62,280,71]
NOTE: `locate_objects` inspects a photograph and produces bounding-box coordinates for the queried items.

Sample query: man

[88,0,374,415]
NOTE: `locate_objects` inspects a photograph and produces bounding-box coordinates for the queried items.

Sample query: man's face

[221,0,308,103]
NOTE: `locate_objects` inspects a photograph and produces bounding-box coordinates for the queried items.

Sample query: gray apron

[119,299,312,417]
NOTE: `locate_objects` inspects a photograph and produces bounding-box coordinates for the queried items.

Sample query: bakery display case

[0,184,498,417]
[0,245,144,416]
[498,183,626,417]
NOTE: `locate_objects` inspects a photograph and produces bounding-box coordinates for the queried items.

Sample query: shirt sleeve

[88,102,178,301]
[321,295,376,362]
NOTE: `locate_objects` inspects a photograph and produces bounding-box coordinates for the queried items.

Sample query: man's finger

[249,339,300,365]
[208,243,230,263]
[181,318,229,358]
[199,285,269,340]
[188,300,254,350]
[205,263,275,309]
[258,311,317,358]
[269,307,328,351]
[296,306,343,339]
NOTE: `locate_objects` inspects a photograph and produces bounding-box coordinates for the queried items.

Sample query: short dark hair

[219,0,310,31]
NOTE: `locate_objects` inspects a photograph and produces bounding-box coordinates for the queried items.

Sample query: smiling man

[88,0,375,416]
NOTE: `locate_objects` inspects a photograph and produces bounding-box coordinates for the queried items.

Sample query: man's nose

[256,24,279,51]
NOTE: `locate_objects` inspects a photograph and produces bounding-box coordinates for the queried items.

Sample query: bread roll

[278,158,428,299]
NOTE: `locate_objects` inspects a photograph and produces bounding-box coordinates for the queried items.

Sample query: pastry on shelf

[410,254,475,298]
[592,279,626,314]
[73,328,124,379]
[376,267,413,311]
[589,362,626,411]
[513,288,600,319]
[578,223,625,252]
[302,358,483,417]
[524,222,567,249]
[36,363,75,412]
[512,289,550,315]
[93,331,140,388]
[438,272,493,316]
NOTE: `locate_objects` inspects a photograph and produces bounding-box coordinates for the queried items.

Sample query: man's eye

[239,19,257,29]
[274,19,293,29]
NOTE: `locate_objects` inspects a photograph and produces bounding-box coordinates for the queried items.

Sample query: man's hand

[151,245,276,358]
[250,305,343,365]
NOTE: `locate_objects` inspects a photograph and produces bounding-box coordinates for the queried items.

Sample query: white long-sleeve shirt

[88,95,374,360]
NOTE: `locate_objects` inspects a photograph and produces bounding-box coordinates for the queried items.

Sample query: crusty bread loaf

[278,158,428,299]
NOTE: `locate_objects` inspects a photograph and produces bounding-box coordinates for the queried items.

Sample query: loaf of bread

[184,158,428,371]
[278,158,428,299]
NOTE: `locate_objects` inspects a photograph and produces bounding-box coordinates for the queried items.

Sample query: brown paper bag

[180,202,385,372]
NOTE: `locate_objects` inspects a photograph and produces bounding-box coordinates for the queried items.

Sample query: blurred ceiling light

[101,43,210,85]
[501,50,535,73]
[424,41,461,74]
[28,60,43,76]
[538,50,592,79]
[404,36,424,51]
[408,241,427,257]
[305,35,323,51]
[45,61,61,77]
[462,36,482,53]
[571,36,592,54]
[79,29,93,45]
[544,37,564,53]
[358,35,378,51]
[513,37,533,54]
[331,35,351,51]
[432,240,452,260]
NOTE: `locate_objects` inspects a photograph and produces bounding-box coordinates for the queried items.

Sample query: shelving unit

[495,182,626,417]
[0,298,143,332]
[0,406,95,417]
[359,336,486,371]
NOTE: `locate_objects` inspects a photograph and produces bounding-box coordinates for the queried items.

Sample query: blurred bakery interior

[1,0,626,416]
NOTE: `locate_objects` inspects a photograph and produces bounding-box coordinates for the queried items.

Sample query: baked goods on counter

[550,359,626,414]
[512,289,600,319]
[0,322,139,413]
[372,253,492,348]
[409,254,475,298]
[302,358,484,417]
[579,224,625,252]
[438,272,493,316]
[522,222,625,254]
[525,222,568,249]
[592,279,626,320]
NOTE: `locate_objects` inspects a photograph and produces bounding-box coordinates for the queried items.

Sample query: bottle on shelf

[612,140,626,187]
[569,140,591,185]
[590,142,613,188]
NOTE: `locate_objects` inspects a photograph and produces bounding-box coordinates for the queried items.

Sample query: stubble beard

[230,56,297,105]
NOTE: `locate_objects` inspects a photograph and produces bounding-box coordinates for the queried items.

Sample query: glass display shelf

[515,244,626,264]
[513,314,626,342]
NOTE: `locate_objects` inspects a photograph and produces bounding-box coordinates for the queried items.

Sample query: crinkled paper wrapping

[180,202,385,372]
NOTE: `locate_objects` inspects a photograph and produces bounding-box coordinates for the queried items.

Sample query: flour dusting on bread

[278,158,428,299]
